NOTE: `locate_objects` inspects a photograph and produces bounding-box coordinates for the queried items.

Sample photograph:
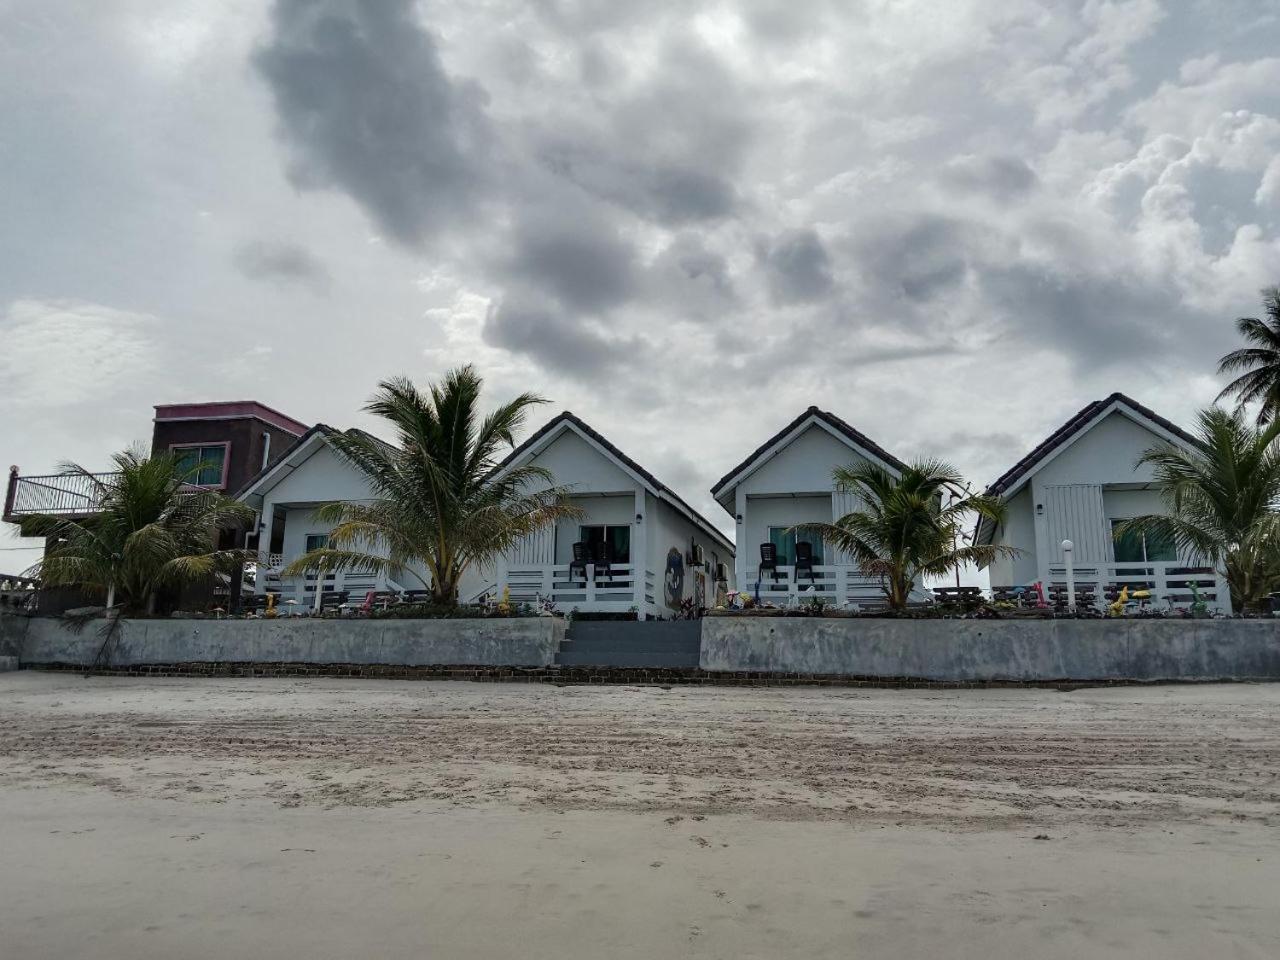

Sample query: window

[305,534,331,553]
[579,525,630,563]
[768,527,823,565]
[172,444,227,487]
[1111,520,1176,563]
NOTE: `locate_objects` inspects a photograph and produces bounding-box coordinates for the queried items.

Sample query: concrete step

[555,620,702,668]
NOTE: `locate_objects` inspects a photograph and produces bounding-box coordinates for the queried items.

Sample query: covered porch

[492,491,658,618]
[252,501,410,612]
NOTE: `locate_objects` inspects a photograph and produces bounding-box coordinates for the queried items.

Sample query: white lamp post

[1061,539,1076,613]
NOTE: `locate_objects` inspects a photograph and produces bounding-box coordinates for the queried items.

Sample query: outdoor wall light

[1036,503,1044,516]
[636,513,643,522]
[735,513,743,522]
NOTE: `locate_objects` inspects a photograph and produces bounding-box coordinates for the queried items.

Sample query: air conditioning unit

[714,562,728,584]
[688,542,705,566]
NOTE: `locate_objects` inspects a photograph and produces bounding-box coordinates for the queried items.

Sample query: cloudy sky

[2,0,1279,572]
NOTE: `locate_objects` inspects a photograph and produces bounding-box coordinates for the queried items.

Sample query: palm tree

[797,460,1011,611]
[282,366,581,606]
[1216,286,1280,424]
[1117,407,1280,613]
[23,448,254,614]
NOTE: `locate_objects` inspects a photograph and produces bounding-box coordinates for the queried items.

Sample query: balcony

[4,468,118,523]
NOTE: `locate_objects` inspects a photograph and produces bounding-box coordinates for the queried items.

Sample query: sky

[2,0,1279,576]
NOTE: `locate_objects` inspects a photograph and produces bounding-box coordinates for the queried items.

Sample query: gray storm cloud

[253,0,493,246]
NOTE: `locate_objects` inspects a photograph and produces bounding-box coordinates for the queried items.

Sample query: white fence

[255,552,381,612]
[740,565,898,610]
[499,563,653,616]
[1045,560,1232,615]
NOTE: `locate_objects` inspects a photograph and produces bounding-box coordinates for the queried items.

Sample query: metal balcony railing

[4,468,118,521]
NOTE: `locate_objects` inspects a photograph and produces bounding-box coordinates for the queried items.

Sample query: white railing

[500,563,646,615]
[741,565,895,610]
[254,551,381,612]
[1045,560,1232,615]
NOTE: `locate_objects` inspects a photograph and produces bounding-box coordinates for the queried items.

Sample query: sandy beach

[1,672,1278,958]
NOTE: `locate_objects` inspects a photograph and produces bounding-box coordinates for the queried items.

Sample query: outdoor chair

[794,541,816,582]
[569,541,590,582]
[592,539,614,581]
[759,543,781,582]
[400,589,432,605]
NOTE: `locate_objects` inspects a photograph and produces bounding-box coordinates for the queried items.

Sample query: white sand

[1,673,1278,958]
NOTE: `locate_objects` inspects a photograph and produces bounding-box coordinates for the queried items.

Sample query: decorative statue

[664,547,684,608]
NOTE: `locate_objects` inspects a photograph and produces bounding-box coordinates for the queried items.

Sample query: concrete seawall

[19,616,565,668]
[699,616,1280,681]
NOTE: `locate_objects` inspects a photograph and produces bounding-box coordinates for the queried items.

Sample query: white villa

[974,392,1232,613]
[469,412,734,618]
[710,406,926,609]
[235,413,734,618]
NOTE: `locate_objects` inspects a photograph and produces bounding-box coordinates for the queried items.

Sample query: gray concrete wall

[0,614,29,658]
[20,616,565,668]
[700,616,1280,681]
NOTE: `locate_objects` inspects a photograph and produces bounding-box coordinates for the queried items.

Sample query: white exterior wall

[985,488,1038,586]
[261,442,377,509]
[988,409,1191,584]
[646,492,734,615]
[729,423,880,583]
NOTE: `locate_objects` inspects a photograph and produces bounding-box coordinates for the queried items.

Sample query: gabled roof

[493,411,734,553]
[982,392,1199,499]
[973,392,1201,546]
[710,406,908,508]
[231,424,338,507]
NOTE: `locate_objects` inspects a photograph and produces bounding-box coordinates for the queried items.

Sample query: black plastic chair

[569,541,590,582]
[794,541,816,581]
[759,542,781,582]
[592,539,614,581]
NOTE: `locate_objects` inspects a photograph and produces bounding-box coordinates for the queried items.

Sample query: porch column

[632,486,648,618]
[495,552,509,600]
[734,486,747,589]
[255,507,274,595]
[1030,477,1051,587]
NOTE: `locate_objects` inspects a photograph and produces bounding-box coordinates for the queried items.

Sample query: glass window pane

[607,525,630,563]
[305,534,329,552]
[197,446,225,485]
[1111,520,1145,563]
[1145,528,1177,562]
[174,448,200,481]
